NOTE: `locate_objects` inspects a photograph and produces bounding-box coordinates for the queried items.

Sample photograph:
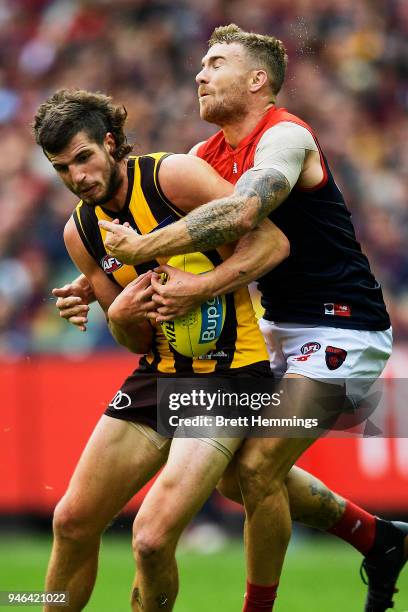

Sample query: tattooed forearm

[185,196,248,251]
[185,168,290,252]
[130,168,290,264]
[235,168,290,222]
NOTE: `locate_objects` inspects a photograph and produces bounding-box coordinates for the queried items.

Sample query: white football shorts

[259,319,392,386]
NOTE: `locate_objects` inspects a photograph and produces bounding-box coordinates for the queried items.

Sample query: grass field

[1,532,408,611]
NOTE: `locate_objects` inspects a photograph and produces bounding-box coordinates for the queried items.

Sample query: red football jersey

[196,105,390,332]
[197,106,317,185]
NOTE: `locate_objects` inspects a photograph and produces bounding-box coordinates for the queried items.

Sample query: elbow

[279,233,290,262]
[235,196,261,236]
[265,232,290,270]
[239,209,259,236]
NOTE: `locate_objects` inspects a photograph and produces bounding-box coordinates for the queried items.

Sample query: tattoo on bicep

[235,168,290,222]
[184,169,290,252]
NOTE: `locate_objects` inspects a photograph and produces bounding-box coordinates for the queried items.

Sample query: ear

[104,132,116,155]
[248,69,268,93]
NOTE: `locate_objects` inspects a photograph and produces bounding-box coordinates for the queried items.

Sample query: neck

[102,158,129,212]
[221,102,275,148]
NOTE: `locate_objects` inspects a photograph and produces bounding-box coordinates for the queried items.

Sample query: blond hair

[209,24,288,94]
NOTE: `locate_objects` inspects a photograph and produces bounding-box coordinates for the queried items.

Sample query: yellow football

[160,253,226,358]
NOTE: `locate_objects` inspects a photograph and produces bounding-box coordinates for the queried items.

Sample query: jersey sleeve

[251,122,318,190]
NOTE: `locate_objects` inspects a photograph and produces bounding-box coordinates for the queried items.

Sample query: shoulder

[63,214,79,244]
[188,141,206,156]
[64,204,90,247]
[258,122,318,152]
[159,153,223,181]
[63,213,97,270]
[158,154,232,212]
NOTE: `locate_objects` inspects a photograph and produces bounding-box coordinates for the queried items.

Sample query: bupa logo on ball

[101,254,123,273]
[199,296,223,344]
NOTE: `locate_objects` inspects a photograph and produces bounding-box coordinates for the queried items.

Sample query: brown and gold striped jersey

[73,152,269,374]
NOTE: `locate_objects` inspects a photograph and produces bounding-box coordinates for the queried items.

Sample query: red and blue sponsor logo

[324,303,351,317]
[325,346,347,370]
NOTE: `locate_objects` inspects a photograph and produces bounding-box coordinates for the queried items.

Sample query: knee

[52,497,96,543]
[238,452,283,510]
[217,474,242,504]
[132,515,170,565]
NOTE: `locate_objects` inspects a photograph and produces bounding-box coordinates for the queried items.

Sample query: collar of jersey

[223,105,279,154]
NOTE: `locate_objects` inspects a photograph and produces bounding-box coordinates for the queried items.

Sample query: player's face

[47,131,122,207]
[196,43,253,125]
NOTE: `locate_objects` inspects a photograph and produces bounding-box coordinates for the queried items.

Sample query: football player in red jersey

[97,25,404,612]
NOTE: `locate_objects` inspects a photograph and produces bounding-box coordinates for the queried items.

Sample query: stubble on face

[82,153,123,208]
[199,80,248,125]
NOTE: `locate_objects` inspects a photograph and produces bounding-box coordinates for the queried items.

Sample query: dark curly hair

[209,24,288,95]
[33,89,133,161]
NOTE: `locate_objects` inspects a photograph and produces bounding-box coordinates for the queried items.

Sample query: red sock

[328,500,376,554]
[242,581,278,612]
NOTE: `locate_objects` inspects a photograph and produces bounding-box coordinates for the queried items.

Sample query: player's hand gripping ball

[160,253,226,358]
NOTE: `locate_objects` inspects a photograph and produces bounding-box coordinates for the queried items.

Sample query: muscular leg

[221,445,408,612]
[238,374,331,589]
[218,462,345,530]
[131,437,241,611]
[240,437,312,585]
[44,416,169,611]
[286,466,345,528]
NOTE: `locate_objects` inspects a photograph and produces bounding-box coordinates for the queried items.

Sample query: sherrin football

[160,253,226,358]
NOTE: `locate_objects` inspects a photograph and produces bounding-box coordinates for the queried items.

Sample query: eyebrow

[201,55,226,67]
[51,149,91,169]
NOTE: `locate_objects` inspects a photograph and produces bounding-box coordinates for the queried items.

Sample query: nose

[195,66,209,85]
[70,165,86,186]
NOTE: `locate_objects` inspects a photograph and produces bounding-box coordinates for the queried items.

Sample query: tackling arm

[150,216,289,321]
[203,217,289,297]
[183,167,291,252]
[142,155,290,320]
[99,154,290,263]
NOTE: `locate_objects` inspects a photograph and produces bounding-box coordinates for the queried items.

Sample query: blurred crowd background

[0,0,407,356]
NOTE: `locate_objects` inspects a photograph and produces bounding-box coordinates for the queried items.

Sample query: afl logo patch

[101,254,123,273]
[300,342,321,355]
[325,346,347,370]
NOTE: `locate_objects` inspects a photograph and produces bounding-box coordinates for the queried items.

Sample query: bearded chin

[83,161,122,207]
[98,163,122,205]
[201,97,247,126]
